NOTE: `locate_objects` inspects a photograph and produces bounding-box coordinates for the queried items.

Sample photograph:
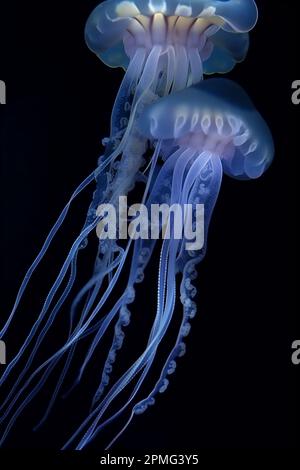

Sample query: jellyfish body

[86,0,258,137]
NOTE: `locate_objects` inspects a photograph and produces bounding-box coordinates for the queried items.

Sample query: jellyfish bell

[85,0,258,90]
[138,78,274,180]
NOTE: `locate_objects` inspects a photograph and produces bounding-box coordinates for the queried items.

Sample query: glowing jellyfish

[86,0,258,136]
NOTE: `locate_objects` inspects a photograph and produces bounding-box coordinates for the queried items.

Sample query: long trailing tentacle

[110,48,146,137]
[188,48,204,85]
[69,142,162,391]
[60,147,183,448]
[91,141,162,402]
[0,46,163,413]
[0,215,102,391]
[77,152,222,449]
[0,125,140,391]
[62,147,198,449]
[33,246,124,430]
[0,237,131,430]
[0,253,80,414]
[172,45,190,92]
[0,134,161,442]
[62,239,174,450]
[0,30,224,449]
[90,145,185,408]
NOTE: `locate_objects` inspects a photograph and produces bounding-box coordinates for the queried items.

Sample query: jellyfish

[0,78,274,449]
[86,0,258,137]
[0,0,258,423]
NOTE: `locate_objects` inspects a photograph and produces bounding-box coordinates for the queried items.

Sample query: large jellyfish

[0,0,260,450]
[0,76,273,449]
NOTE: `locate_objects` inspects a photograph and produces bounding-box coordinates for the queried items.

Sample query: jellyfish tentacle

[0,301,112,435]
[73,141,163,387]
[0,309,109,441]
[92,151,175,407]
[0,254,80,414]
[90,143,190,407]
[0,171,96,339]
[68,145,200,448]
[0,295,115,435]
[0,228,121,427]
[188,48,203,85]
[164,46,176,95]
[92,142,162,402]
[0,282,130,443]
[69,242,123,332]
[132,45,163,107]
[63,240,174,450]
[87,152,221,448]
[69,245,121,328]
[64,228,176,448]
[58,247,125,398]
[1,138,128,343]
[62,144,197,448]
[33,248,125,430]
[0,216,101,392]
[99,154,224,449]
[38,240,132,396]
[111,47,146,136]
[100,47,163,208]
[0,139,137,391]
[75,240,177,450]
[172,45,189,92]
[1,124,154,404]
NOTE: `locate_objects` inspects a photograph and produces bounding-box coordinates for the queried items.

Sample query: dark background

[0,0,298,455]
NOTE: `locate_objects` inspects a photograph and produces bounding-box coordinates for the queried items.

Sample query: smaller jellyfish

[139,78,274,179]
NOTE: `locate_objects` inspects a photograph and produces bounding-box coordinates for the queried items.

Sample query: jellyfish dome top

[85,0,258,112]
